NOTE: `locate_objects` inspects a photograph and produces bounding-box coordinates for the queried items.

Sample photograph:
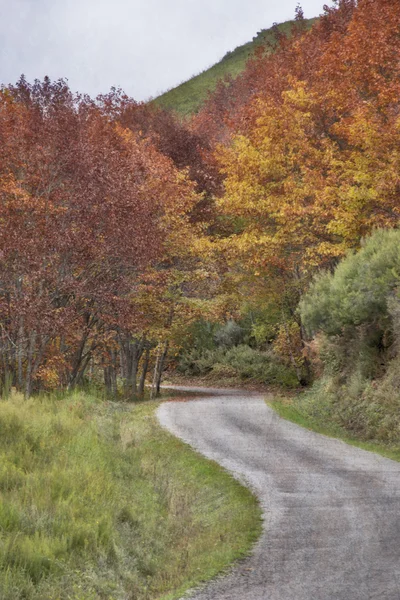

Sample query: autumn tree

[0,77,200,396]
[204,0,400,377]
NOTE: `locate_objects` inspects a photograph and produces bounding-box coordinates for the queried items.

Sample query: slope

[153,18,316,117]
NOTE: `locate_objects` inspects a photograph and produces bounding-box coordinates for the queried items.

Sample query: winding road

[157,386,400,600]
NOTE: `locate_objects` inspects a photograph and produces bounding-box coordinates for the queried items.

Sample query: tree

[0,78,200,396]
[202,0,400,378]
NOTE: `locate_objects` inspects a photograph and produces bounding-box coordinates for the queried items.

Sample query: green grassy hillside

[153,18,316,117]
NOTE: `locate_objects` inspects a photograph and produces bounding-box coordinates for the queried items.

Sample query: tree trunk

[69,313,99,389]
[299,322,312,385]
[119,336,131,392]
[110,348,117,398]
[25,331,36,398]
[119,335,145,398]
[104,349,117,398]
[104,365,112,396]
[69,330,89,389]
[73,350,94,388]
[151,344,161,400]
[17,319,24,391]
[131,345,139,395]
[156,341,169,396]
[138,345,150,396]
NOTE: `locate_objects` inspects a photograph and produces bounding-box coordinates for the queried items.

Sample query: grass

[0,391,262,600]
[268,394,400,463]
[153,19,316,116]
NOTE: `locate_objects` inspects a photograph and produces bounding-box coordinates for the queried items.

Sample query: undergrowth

[178,344,298,388]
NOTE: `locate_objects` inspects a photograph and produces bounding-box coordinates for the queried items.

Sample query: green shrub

[298,229,400,444]
[178,344,298,387]
[300,228,400,337]
[214,320,245,348]
[178,347,225,375]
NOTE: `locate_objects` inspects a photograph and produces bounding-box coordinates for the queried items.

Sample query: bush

[177,347,225,376]
[214,320,245,348]
[178,344,298,387]
[298,229,400,444]
[300,228,400,337]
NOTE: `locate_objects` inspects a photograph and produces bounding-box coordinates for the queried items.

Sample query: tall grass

[268,389,400,463]
[0,391,261,599]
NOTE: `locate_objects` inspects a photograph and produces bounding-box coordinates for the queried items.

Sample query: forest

[1,0,400,597]
[1,0,399,427]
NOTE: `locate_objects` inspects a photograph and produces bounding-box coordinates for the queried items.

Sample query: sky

[0,0,330,102]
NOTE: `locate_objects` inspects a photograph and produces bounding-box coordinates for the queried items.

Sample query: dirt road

[157,387,400,600]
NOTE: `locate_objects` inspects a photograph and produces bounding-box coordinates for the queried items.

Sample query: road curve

[157,386,400,600]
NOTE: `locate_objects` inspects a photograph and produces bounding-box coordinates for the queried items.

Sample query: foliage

[184,0,400,384]
[214,320,245,348]
[0,392,261,599]
[5,3,400,597]
[298,230,400,444]
[0,77,205,397]
[110,95,221,198]
[300,229,400,337]
[178,344,298,388]
[2,0,400,442]
[271,360,400,447]
[216,82,341,274]
[195,0,400,262]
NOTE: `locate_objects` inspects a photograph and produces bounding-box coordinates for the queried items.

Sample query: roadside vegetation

[268,395,400,463]
[0,391,261,600]
[269,230,400,460]
[300,229,400,447]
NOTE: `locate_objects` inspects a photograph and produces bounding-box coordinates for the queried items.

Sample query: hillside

[153,18,316,116]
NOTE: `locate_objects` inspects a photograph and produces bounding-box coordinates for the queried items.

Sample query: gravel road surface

[157,386,400,600]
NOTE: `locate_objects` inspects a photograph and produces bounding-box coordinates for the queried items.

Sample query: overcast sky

[1,0,330,102]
